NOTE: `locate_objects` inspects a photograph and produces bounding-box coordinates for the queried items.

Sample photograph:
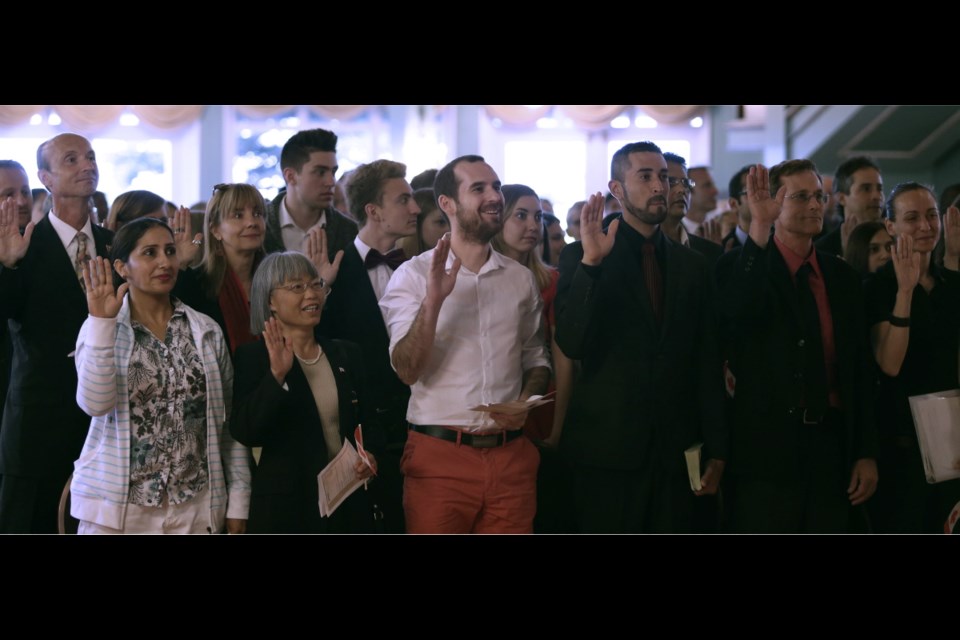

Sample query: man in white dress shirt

[380,154,551,534]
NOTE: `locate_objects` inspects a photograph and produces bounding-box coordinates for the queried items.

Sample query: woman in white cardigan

[72,217,250,534]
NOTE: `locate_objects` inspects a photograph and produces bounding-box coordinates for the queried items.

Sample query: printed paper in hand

[317,439,365,517]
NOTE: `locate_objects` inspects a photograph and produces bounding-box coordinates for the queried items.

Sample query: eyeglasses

[273,279,330,295]
[667,177,696,191]
[785,191,829,204]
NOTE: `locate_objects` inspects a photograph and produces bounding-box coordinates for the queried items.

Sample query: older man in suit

[0,134,114,533]
[319,158,419,533]
[265,128,358,259]
[715,160,878,533]
[555,141,727,533]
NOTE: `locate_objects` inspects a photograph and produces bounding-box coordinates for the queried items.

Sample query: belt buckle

[470,434,500,448]
[802,409,821,425]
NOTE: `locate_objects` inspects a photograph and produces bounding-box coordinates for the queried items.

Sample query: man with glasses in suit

[716,160,878,532]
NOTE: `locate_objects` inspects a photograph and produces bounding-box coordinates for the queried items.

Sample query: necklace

[295,344,324,366]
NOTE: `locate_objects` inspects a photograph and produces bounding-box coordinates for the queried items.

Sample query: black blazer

[715,237,878,480]
[230,336,385,533]
[688,234,724,272]
[318,243,409,441]
[264,191,358,259]
[554,225,727,473]
[0,216,113,477]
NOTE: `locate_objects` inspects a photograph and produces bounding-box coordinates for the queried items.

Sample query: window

[0,107,198,207]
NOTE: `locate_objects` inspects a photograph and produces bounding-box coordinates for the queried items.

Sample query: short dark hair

[663,152,686,168]
[434,154,485,204]
[728,165,752,200]
[346,159,407,226]
[611,141,662,183]
[834,156,881,195]
[768,159,821,196]
[110,217,174,287]
[410,168,438,191]
[280,128,338,173]
[884,182,937,221]
[938,183,960,214]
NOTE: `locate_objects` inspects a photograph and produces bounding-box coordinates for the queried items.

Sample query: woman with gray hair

[230,251,384,533]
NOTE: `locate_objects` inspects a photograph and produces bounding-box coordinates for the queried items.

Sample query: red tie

[641,242,663,327]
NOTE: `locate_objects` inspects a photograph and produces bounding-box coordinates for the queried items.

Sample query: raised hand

[263,317,294,385]
[745,164,785,246]
[580,192,617,266]
[426,232,460,307]
[891,234,921,293]
[171,205,203,267]
[840,213,859,254]
[83,257,128,318]
[0,196,35,269]
[700,217,723,244]
[305,227,344,286]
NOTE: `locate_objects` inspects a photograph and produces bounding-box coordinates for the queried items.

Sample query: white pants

[78,486,213,534]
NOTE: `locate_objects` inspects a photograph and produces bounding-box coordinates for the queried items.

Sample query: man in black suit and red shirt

[555,141,727,533]
[318,159,419,533]
[0,134,114,533]
[715,160,878,533]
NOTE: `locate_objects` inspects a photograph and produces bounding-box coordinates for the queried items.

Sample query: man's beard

[623,193,668,226]
[455,202,502,244]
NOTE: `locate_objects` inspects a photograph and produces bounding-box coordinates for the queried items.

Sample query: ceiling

[788,105,960,175]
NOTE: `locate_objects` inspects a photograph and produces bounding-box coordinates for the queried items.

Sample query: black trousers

[572,464,694,534]
[727,410,850,534]
[0,473,68,534]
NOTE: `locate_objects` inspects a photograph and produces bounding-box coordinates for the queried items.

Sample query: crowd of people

[0,126,958,534]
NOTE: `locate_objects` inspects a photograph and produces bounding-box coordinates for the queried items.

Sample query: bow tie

[364,248,407,271]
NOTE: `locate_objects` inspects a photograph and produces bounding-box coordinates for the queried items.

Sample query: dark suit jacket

[721,227,744,252]
[688,234,724,272]
[265,191,358,258]
[555,225,727,474]
[814,225,843,257]
[172,267,228,351]
[230,336,385,533]
[0,216,113,478]
[715,237,878,480]
[318,243,409,443]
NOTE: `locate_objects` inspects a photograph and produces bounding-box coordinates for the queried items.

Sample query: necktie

[74,231,89,290]
[364,248,407,271]
[796,262,828,420]
[641,242,663,327]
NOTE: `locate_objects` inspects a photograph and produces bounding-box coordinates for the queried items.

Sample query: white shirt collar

[446,244,506,276]
[279,194,326,231]
[48,210,95,254]
[354,236,372,261]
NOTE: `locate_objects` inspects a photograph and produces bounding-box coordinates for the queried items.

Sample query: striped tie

[74,231,89,290]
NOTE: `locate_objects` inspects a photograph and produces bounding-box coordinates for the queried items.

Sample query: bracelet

[888,315,910,328]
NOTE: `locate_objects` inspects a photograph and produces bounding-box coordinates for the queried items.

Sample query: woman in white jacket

[72,217,250,534]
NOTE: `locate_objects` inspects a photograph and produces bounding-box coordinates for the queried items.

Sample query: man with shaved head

[0,134,114,532]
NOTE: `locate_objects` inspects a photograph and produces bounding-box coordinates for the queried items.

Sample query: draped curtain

[484,105,706,128]
[0,105,707,131]
[0,105,380,131]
